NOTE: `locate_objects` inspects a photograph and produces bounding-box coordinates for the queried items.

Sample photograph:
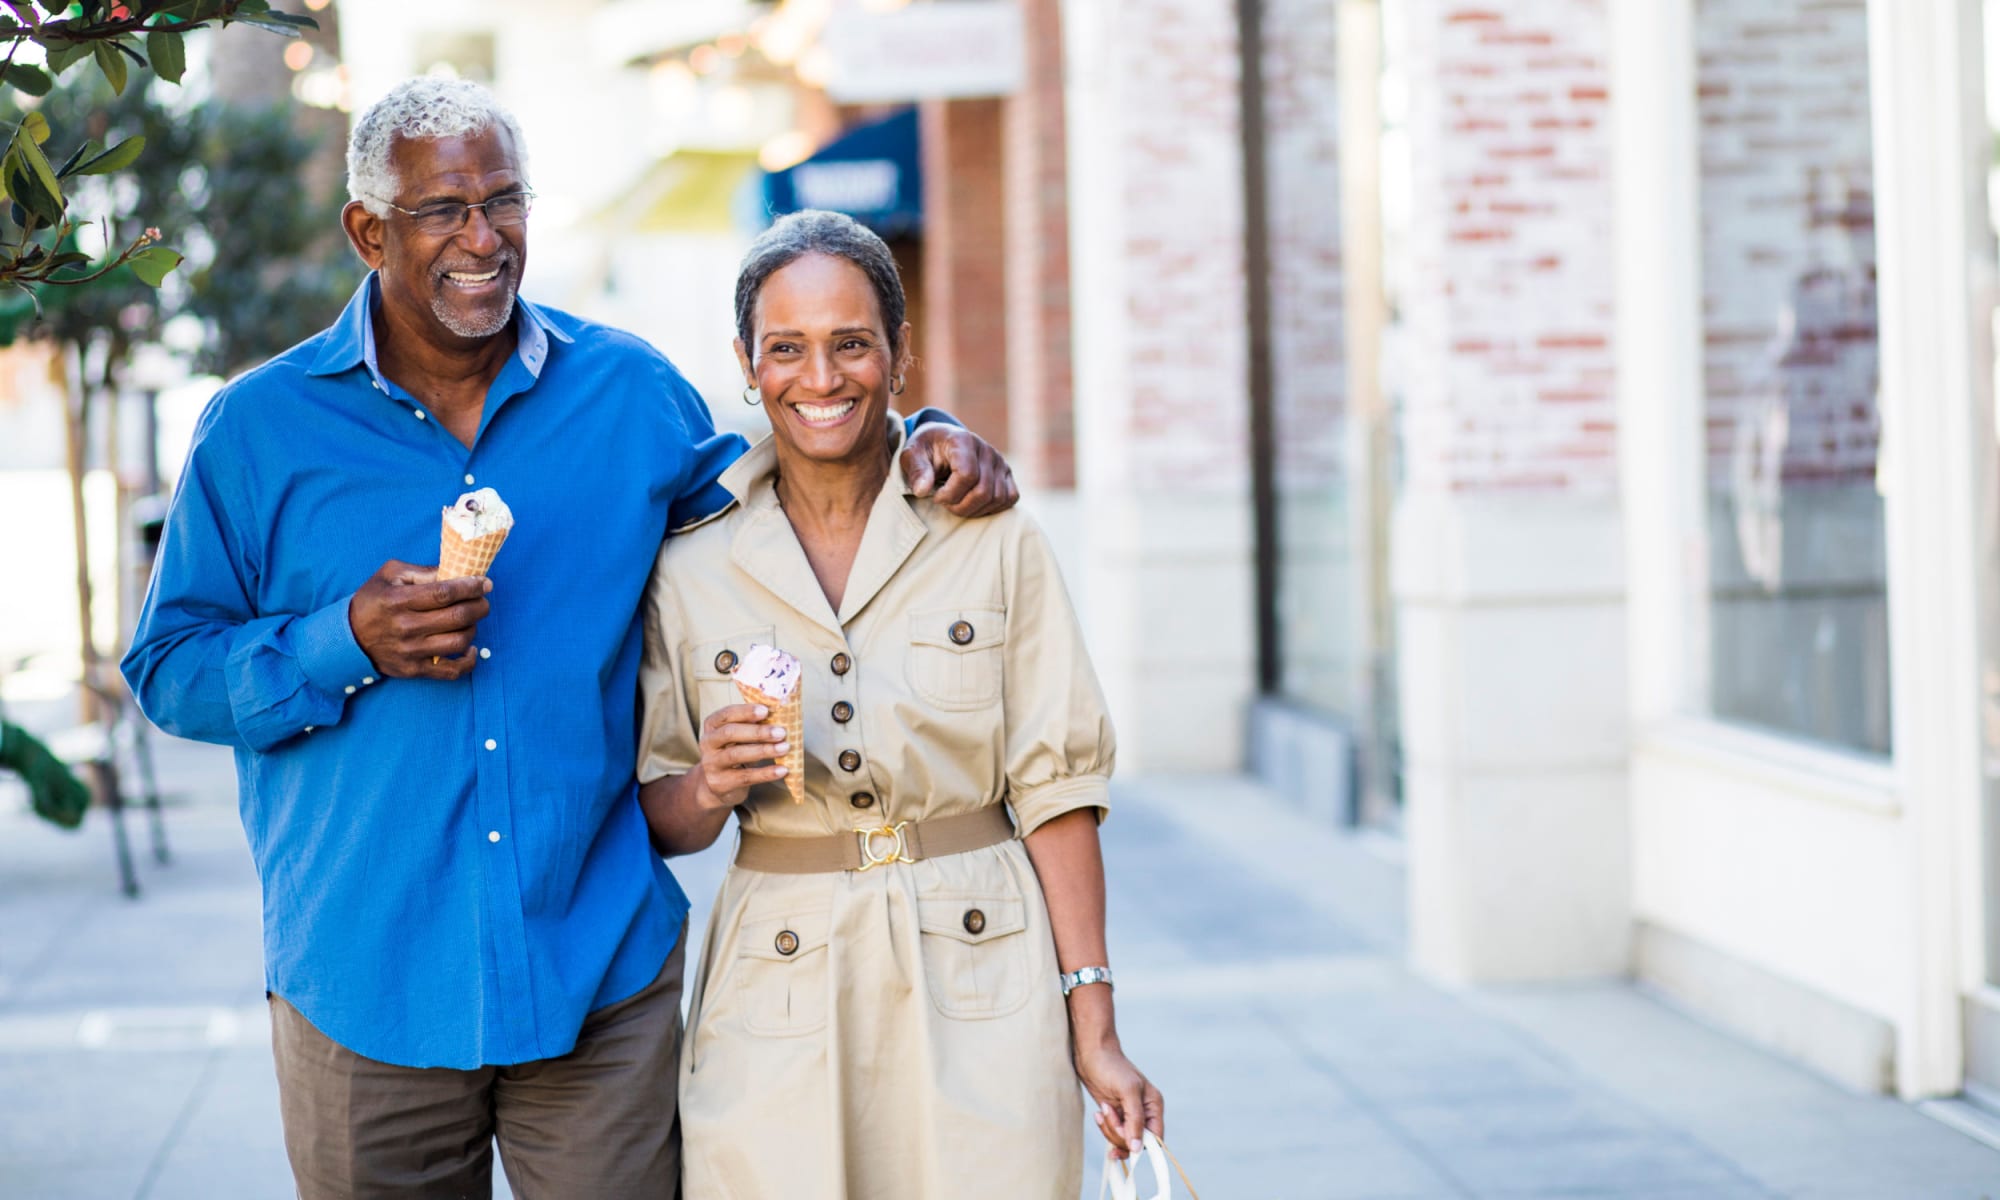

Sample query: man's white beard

[433,286,517,339]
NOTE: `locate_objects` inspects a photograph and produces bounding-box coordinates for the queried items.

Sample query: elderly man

[122,78,1014,1198]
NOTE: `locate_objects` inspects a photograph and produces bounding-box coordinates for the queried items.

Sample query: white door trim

[1867,0,1985,1097]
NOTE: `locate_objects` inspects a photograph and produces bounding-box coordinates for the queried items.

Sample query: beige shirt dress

[638,426,1115,1199]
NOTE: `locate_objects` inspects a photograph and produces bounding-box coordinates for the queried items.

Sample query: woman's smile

[789,397,859,427]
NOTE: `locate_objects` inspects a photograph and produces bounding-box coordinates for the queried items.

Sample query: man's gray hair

[734,209,907,362]
[346,77,529,215]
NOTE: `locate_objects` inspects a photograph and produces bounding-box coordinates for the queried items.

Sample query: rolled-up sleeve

[1002,522,1115,837]
[636,543,700,784]
[121,404,373,753]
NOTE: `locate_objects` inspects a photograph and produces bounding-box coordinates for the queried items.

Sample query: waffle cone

[438,519,510,581]
[736,679,805,803]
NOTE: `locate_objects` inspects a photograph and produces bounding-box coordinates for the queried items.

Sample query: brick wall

[1696,0,1877,485]
[1003,0,1077,488]
[1264,0,1345,494]
[1108,0,1251,493]
[1396,1,1617,495]
[921,97,1012,449]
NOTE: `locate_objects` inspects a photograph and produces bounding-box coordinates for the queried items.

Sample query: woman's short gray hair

[735,210,907,363]
[346,78,529,214]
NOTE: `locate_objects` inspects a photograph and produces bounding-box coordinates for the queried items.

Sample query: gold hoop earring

[742,385,761,406]
[890,375,906,396]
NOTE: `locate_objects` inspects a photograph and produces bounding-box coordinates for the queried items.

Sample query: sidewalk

[2,737,1998,1198]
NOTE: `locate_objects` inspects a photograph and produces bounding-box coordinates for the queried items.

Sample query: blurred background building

[10,0,2000,1139]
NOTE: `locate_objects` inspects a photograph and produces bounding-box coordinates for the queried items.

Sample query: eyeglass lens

[412,193,533,234]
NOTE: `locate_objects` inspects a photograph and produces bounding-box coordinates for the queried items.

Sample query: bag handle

[1097,1132,1199,1200]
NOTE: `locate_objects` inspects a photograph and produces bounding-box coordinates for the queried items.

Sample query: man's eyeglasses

[374,190,536,237]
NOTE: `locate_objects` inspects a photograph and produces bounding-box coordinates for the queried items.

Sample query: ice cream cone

[438,520,509,581]
[736,678,805,803]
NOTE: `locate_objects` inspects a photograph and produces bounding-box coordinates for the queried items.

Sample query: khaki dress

[638,426,1115,1200]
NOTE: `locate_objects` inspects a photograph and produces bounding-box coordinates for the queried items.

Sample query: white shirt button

[304,726,315,733]
[464,474,475,485]
[485,738,497,751]
[343,685,356,695]
[372,379,383,391]
[363,676,376,686]
[414,410,427,421]
[488,830,501,843]
[479,647,491,659]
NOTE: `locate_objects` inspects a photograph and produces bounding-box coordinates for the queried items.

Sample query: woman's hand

[690,703,789,811]
[1076,1036,1164,1160]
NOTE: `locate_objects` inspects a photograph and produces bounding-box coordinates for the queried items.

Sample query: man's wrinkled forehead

[387,125,525,197]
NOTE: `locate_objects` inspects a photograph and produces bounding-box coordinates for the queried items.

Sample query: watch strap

[1060,965,1114,996]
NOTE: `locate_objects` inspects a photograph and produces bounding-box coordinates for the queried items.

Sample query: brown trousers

[270,929,686,1200]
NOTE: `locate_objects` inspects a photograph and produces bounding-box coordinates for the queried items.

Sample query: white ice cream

[442,487,514,538]
[733,643,801,700]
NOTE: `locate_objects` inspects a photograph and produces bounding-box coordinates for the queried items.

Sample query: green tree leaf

[44,42,92,78]
[92,40,128,95]
[13,126,64,215]
[126,245,182,288]
[2,64,52,97]
[145,28,185,84]
[54,138,99,177]
[74,134,143,175]
[230,16,308,37]
[4,146,62,224]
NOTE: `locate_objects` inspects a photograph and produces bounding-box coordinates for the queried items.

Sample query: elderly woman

[636,210,1161,1197]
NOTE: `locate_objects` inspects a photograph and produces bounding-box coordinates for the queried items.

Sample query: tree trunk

[58,343,99,726]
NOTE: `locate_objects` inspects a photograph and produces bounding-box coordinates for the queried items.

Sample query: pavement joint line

[1433,988,1789,1200]
[1251,1000,1482,1200]
[134,1044,225,1200]
[0,1003,268,1052]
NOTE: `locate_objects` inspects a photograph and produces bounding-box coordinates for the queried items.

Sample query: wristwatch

[1059,965,1114,997]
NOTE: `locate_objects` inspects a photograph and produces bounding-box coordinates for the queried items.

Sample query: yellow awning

[589,149,760,235]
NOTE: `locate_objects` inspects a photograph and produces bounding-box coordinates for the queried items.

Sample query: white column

[1393,0,1630,982]
[1060,0,1257,772]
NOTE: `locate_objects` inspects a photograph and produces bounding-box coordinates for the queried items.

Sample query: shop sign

[819,1,1024,102]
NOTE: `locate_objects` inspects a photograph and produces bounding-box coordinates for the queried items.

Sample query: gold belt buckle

[855,822,913,871]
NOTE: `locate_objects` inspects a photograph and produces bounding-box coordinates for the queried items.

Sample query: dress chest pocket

[916,895,1029,1019]
[731,910,831,1037]
[685,626,776,724]
[905,607,1007,711]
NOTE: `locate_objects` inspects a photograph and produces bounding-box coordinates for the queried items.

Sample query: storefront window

[1694,0,1890,755]
[1268,0,1353,719]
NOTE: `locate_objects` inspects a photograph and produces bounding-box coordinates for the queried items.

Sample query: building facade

[1052,0,2000,1121]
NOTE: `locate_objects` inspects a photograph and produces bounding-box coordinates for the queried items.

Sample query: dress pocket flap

[917,897,1026,945]
[738,910,832,962]
[686,626,778,682]
[908,607,1008,653]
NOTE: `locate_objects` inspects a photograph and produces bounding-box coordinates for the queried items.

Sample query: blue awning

[762,107,922,238]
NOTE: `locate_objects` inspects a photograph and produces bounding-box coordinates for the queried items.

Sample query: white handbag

[1097,1131,1179,1200]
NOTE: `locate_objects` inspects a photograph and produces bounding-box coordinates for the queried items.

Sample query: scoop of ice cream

[443,487,514,539]
[732,643,800,700]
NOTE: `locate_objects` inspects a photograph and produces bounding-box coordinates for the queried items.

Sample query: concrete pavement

[2,733,1997,1198]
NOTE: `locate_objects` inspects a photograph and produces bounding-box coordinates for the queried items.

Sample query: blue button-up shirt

[124,276,784,1068]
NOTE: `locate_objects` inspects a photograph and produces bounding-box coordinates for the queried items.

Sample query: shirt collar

[716,411,914,509]
[307,271,574,387]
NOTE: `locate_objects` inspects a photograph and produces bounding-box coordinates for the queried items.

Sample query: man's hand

[902,421,1019,517]
[348,560,491,681]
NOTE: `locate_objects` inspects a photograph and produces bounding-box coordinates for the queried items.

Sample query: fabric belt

[734,805,1015,874]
